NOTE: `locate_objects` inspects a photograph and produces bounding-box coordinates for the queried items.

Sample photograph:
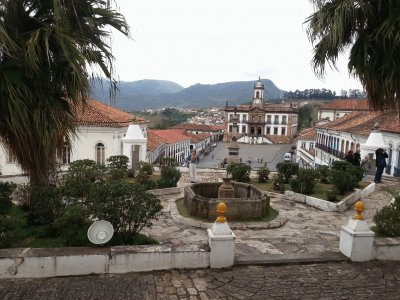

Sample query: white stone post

[207,202,236,268]
[339,201,375,262]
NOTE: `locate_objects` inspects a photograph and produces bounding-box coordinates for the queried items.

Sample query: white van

[284,152,292,162]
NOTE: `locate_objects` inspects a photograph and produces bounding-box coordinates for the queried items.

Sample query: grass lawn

[251,179,372,202]
[175,198,279,223]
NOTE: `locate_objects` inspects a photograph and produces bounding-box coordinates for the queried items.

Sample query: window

[229,125,233,133]
[7,147,16,163]
[62,142,71,164]
[96,142,105,165]
[257,127,262,135]
[282,116,287,124]
[310,142,314,149]
[242,115,247,122]
[301,142,306,148]
[281,128,286,135]
[252,116,255,121]
[266,115,271,124]
[274,127,278,135]
[256,91,260,98]
[274,116,279,124]
[242,126,246,133]
[266,127,271,134]
[258,116,261,122]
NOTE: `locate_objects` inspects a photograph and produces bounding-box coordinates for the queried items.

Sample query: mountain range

[90,78,285,111]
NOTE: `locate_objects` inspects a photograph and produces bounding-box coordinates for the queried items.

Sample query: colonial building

[316,99,369,125]
[314,110,400,177]
[295,127,316,168]
[173,123,224,142]
[147,129,191,165]
[224,79,298,144]
[0,99,148,176]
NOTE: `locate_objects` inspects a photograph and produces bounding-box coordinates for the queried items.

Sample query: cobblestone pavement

[1,261,400,299]
[143,175,399,258]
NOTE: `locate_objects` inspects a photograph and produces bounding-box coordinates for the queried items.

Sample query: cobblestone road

[1,261,400,299]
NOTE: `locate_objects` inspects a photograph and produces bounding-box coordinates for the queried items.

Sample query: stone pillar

[339,201,375,262]
[207,202,236,268]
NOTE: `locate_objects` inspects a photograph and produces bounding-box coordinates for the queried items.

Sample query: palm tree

[306,0,400,113]
[0,0,129,186]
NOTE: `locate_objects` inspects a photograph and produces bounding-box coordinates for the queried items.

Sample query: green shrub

[27,185,65,225]
[326,188,338,202]
[53,203,91,246]
[12,184,31,211]
[276,162,299,183]
[158,165,181,188]
[64,159,105,199]
[87,180,162,244]
[328,161,363,195]
[159,157,177,167]
[373,199,400,237]
[106,155,129,180]
[316,165,330,184]
[135,170,149,185]
[257,167,270,183]
[226,163,251,182]
[138,161,154,175]
[0,214,22,248]
[289,169,318,195]
[0,182,16,214]
[272,173,285,193]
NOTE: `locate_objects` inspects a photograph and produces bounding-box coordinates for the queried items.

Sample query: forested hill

[90,79,285,110]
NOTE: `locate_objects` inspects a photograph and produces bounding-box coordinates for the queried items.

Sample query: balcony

[316,143,346,159]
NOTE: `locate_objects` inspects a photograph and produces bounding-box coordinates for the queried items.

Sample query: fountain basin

[184,181,270,221]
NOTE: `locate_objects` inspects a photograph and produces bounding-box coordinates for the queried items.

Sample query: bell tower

[252,77,264,107]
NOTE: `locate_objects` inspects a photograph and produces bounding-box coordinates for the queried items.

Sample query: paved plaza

[1,261,400,299]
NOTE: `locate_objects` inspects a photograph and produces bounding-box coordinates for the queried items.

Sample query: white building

[314,110,400,177]
[224,79,298,144]
[0,99,148,176]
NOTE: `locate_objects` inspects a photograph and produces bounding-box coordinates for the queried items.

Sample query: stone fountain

[184,178,270,221]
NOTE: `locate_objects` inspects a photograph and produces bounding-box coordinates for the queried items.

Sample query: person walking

[187,149,200,183]
[361,155,371,181]
[374,148,388,183]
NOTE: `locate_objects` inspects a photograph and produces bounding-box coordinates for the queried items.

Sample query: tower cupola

[252,77,264,107]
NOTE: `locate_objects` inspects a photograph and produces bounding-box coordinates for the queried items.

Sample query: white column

[207,218,235,268]
[339,218,375,262]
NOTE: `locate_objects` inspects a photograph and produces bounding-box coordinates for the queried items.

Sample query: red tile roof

[183,132,210,143]
[150,129,191,144]
[225,103,298,113]
[147,130,166,151]
[319,99,369,111]
[174,123,222,132]
[75,98,147,127]
[316,110,400,135]
[297,128,316,140]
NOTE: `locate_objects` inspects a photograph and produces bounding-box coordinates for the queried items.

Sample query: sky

[110,0,363,94]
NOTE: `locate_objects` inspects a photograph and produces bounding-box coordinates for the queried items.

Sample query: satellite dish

[87,220,114,244]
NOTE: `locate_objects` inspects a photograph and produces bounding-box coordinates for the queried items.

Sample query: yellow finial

[354,201,365,220]
[216,202,228,223]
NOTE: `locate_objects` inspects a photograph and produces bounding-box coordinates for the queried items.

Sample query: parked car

[284,152,292,162]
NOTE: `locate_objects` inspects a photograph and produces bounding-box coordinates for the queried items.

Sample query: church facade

[224,79,298,144]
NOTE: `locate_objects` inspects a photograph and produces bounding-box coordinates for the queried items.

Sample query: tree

[0,0,129,186]
[306,0,400,113]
